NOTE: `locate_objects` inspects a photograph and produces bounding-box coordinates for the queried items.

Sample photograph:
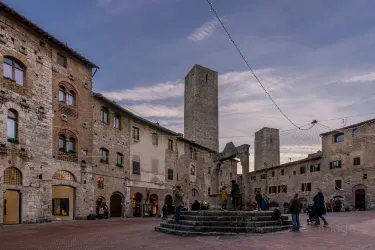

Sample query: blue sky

[5,0,375,169]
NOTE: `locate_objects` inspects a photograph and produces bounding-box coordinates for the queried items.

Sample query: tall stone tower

[184,64,219,152]
[254,127,280,171]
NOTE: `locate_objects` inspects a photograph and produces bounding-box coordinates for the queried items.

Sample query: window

[168,139,173,151]
[132,161,140,175]
[300,166,306,174]
[268,186,277,194]
[114,114,120,129]
[4,167,22,185]
[67,137,75,152]
[52,198,69,216]
[98,177,104,189]
[100,148,108,163]
[208,167,211,174]
[190,165,196,176]
[333,133,344,143]
[352,128,359,137]
[152,133,158,146]
[335,180,342,190]
[101,108,109,124]
[167,169,173,180]
[281,169,285,175]
[59,87,75,105]
[293,171,296,175]
[116,153,123,166]
[57,53,67,67]
[59,135,66,151]
[190,147,197,160]
[192,189,198,197]
[250,175,256,180]
[208,187,211,195]
[330,160,341,169]
[302,183,311,192]
[363,174,367,180]
[3,57,24,85]
[310,164,321,172]
[58,135,76,153]
[132,127,140,140]
[53,170,75,181]
[280,185,287,193]
[7,109,17,139]
[260,174,266,179]
[271,171,275,177]
[353,157,361,166]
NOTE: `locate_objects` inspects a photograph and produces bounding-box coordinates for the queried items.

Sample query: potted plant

[8,138,19,144]
[87,214,96,220]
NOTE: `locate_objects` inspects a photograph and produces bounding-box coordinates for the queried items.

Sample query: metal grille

[4,167,22,185]
[53,170,75,181]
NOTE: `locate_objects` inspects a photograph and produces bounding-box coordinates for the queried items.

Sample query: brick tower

[254,127,280,171]
[184,64,219,152]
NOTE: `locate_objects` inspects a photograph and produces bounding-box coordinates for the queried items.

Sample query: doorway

[52,186,74,221]
[355,189,366,210]
[110,193,122,217]
[3,190,21,225]
[133,193,142,217]
[164,195,173,215]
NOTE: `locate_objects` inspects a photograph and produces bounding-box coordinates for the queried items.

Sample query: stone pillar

[238,147,250,206]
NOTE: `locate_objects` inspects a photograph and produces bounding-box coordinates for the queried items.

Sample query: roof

[250,152,322,174]
[0,2,98,69]
[319,118,375,136]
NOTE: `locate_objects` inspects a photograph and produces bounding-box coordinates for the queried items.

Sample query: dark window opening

[52,198,69,216]
[335,180,342,190]
[333,133,344,143]
[353,157,361,166]
[132,161,140,175]
[167,169,173,180]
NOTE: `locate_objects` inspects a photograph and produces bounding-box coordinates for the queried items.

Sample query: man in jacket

[289,193,301,231]
[255,191,263,211]
[231,180,241,210]
[173,185,183,221]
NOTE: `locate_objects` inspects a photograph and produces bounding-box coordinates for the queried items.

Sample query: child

[220,186,228,210]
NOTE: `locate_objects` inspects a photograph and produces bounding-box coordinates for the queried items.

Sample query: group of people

[327,198,343,212]
[255,191,269,211]
[289,191,329,232]
[98,202,109,219]
[220,180,242,210]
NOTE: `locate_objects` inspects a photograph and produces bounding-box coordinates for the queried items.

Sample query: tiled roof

[319,118,375,136]
[0,1,98,68]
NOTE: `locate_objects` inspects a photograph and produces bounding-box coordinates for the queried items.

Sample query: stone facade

[184,64,219,152]
[248,119,375,211]
[254,127,280,171]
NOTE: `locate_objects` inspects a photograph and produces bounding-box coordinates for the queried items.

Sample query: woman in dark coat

[313,192,328,226]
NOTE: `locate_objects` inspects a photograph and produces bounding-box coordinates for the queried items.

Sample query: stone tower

[254,127,280,171]
[184,64,219,152]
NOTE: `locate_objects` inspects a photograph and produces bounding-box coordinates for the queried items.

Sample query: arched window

[116,152,123,166]
[7,109,18,139]
[4,167,22,185]
[67,137,75,152]
[192,189,198,197]
[333,133,344,143]
[58,86,75,105]
[101,107,109,124]
[3,57,24,85]
[100,148,109,163]
[53,170,75,181]
[190,165,196,176]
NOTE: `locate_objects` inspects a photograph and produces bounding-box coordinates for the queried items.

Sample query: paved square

[1,211,374,250]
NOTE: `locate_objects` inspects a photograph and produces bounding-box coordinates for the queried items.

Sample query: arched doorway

[190,188,199,202]
[164,195,173,215]
[355,189,366,210]
[133,193,142,217]
[3,167,22,225]
[110,193,123,217]
[52,170,76,221]
[150,194,158,217]
[96,196,106,214]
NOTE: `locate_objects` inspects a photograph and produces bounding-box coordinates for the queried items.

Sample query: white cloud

[343,72,375,83]
[124,104,183,118]
[188,18,222,42]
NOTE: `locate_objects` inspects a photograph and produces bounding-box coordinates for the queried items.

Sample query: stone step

[155,223,292,235]
[180,215,289,222]
[154,226,242,237]
[181,211,273,217]
[165,219,292,227]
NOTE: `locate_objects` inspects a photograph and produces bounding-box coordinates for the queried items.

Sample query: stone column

[238,147,250,206]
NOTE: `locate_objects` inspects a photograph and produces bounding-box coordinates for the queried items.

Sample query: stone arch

[53,170,76,181]
[352,184,367,210]
[164,194,173,214]
[110,192,124,217]
[4,167,22,185]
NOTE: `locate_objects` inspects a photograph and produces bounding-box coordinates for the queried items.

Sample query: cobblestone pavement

[1,211,375,250]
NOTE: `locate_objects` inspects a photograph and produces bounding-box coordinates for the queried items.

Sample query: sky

[5,0,375,171]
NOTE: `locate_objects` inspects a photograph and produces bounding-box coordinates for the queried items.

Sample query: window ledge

[133,139,140,142]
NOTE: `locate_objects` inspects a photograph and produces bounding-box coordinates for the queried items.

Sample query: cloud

[188,18,222,42]
[343,72,375,83]
[124,104,183,118]
[95,0,113,8]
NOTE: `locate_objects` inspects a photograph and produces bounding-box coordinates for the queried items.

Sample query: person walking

[313,191,328,226]
[255,191,263,211]
[161,204,168,220]
[220,186,228,210]
[173,185,183,222]
[289,193,301,231]
[231,180,241,210]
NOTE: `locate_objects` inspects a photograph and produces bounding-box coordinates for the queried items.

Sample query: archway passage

[110,194,122,217]
[96,196,106,214]
[355,189,366,211]
[52,186,74,221]
[164,195,173,215]
[3,190,21,225]
[133,193,142,217]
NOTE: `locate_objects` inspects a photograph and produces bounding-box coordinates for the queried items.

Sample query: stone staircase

[155,210,292,236]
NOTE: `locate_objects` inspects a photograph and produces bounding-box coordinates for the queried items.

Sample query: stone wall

[254,127,280,171]
[184,64,219,152]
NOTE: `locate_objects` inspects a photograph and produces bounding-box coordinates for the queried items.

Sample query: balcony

[57,150,78,163]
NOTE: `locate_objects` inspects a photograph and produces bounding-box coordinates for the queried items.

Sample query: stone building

[248,119,375,211]
[184,64,219,152]
[0,1,97,225]
[254,127,280,171]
